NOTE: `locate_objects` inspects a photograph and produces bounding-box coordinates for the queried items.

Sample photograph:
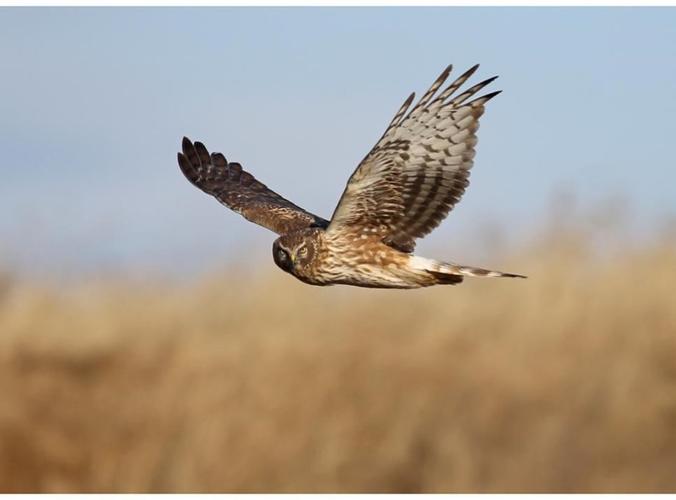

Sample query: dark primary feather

[178,137,328,235]
[328,64,500,253]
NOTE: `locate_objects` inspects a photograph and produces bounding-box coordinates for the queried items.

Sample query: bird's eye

[298,246,308,257]
[277,249,287,261]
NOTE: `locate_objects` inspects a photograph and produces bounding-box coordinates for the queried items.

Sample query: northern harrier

[178,64,525,288]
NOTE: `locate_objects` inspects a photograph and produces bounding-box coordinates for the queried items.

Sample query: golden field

[1,230,676,492]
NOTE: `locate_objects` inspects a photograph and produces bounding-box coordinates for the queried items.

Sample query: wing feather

[327,65,499,252]
[178,137,328,235]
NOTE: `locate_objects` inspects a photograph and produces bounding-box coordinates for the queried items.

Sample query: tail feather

[410,255,527,285]
[451,264,527,279]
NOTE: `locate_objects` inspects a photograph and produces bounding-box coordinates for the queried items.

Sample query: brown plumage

[177,64,526,288]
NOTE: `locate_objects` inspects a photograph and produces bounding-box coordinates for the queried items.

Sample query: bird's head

[272,230,318,275]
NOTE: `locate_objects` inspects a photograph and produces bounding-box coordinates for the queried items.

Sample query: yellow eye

[298,246,308,257]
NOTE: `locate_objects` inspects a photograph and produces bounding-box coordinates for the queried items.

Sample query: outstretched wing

[178,137,328,235]
[327,64,499,252]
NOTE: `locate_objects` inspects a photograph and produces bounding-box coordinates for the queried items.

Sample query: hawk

[178,64,525,288]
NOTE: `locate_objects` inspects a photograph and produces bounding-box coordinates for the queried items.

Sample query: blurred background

[1,6,675,492]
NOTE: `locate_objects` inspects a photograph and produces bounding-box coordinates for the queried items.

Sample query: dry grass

[1,233,676,492]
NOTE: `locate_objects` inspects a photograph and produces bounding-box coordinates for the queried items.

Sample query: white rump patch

[409,255,437,271]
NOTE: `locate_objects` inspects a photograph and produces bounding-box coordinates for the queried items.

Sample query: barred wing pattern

[328,64,499,252]
[178,137,328,235]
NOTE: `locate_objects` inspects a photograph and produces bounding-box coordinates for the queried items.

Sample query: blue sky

[1,7,675,278]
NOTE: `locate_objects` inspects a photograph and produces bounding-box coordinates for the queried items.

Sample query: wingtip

[181,136,194,154]
[462,64,480,80]
[449,64,481,87]
[177,151,192,174]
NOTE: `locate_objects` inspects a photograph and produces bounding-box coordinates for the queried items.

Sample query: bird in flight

[178,64,525,288]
